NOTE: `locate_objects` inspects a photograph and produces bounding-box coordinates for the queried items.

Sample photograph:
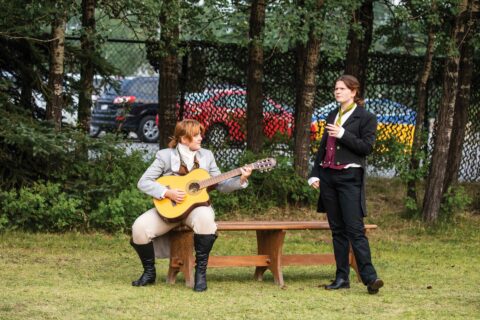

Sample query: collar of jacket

[328,105,363,128]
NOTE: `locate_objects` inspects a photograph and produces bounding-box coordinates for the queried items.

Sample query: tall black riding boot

[193,234,217,292]
[130,239,156,286]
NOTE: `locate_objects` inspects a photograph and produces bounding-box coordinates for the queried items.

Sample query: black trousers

[319,167,377,285]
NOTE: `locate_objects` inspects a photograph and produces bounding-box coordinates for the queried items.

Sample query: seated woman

[130,119,252,292]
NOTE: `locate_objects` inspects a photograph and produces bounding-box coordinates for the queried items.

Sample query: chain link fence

[66,38,479,182]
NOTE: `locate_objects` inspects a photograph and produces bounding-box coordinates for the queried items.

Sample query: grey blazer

[138,147,246,199]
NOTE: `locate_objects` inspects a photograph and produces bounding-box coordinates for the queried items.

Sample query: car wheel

[137,115,159,143]
[205,124,229,146]
[90,125,101,138]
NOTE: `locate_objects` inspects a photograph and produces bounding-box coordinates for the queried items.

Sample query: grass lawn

[1,179,479,319]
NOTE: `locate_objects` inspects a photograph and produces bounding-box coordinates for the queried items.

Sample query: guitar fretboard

[199,168,244,189]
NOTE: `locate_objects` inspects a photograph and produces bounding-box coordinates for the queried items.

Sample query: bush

[90,188,152,233]
[370,134,429,216]
[211,152,317,216]
[440,186,473,221]
[0,182,84,232]
[0,106,151,232]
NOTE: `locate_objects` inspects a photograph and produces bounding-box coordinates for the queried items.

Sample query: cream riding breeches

[131,206,217,244]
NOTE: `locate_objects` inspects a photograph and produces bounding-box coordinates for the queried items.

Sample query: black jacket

[309,106,377,215]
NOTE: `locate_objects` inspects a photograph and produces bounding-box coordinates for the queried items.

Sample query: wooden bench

[166,220,377,287]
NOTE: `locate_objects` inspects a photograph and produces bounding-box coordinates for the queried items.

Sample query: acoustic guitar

[153,158,276,222]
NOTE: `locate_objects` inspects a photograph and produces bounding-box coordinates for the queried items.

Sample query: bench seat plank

[216,220,377,231]
[217,221,330,231]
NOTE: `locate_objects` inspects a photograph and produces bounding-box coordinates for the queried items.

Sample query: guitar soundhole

[188,182,200,194]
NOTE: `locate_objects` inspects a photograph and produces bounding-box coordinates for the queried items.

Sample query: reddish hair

[168,119,205,148]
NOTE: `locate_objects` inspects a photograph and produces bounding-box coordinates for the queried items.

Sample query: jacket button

[336,162,340,165]
[336,146,340,150]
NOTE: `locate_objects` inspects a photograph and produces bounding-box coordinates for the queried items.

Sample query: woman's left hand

[240,166,253,184]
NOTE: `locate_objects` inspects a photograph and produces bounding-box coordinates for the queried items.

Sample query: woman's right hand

[165,189,186,203]
[311,180,320,189]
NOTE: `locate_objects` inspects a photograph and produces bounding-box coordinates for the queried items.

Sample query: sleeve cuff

[159,189,167,199]
[337,127,345,138]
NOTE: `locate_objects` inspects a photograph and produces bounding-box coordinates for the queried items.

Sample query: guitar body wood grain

[153,169,211,222]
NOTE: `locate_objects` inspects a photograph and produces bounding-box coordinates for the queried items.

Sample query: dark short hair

[335,75,365,107]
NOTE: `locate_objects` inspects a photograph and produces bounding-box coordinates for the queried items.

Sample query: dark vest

[322,135,348,169]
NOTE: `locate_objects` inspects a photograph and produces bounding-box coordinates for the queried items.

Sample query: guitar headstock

[250,158,277,172]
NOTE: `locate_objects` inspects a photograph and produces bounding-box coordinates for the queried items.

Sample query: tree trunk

[158,0,179,148]
[46,12,67,130]
[78,0,96,132]
[443,2,479,193]
[294,45,305,133]
[344,0,373,96]
[293,0,324,178]
[422,0,473,223]
[407,25,435,204]
[20,61,34,114]
[293,0,306,128]
[246,0,266,153]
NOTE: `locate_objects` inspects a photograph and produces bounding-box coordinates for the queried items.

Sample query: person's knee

[191,215,217,234]
[345,225,365,240]
[132,218,151,244]
[330,223,346,235]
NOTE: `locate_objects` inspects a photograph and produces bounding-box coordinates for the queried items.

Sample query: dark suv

[90,77,159,143]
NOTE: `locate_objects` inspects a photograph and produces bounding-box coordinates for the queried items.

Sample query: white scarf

[177,143,197,171]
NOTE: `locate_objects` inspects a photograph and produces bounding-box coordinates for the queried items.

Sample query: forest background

[0,0,479,230]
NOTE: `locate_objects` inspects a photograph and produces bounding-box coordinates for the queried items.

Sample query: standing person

[130,119,252,292]
[308,75,384,294]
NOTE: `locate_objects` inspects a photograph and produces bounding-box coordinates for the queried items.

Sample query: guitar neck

[200,168,243,189]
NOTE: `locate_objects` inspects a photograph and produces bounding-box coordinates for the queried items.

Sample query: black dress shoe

[325,278,350,290]
[367,278,384,294]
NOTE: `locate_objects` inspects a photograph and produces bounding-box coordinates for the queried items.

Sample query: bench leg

[254,230,286,287]
[348,229,371,282]
[349,243,362,282]
[167,230,195,288]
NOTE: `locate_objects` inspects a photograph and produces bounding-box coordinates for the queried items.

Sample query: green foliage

[0,213,8,231]
[371,133,429,184]
[440,186,473,221]
[404,195,419,213]
[369,132,430,216]
[0,106,150,232]
[373,0,461,55]
[90,188,151,233]
[211,151,317,216]
[0,182,83,232]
